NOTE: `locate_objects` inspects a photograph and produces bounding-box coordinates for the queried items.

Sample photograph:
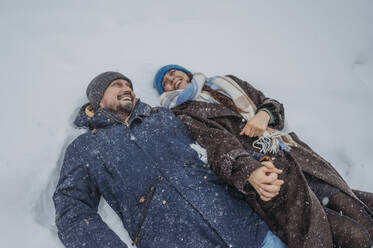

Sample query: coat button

[162,200,167,205]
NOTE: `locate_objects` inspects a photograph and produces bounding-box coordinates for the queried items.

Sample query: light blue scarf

[160,73,219,108]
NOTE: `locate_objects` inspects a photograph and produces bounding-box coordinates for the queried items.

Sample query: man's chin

[117,102,133,114]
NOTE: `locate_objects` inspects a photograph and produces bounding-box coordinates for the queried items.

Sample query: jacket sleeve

[176,113,260,195]
[227,75,285,130]
[53,143,128,248]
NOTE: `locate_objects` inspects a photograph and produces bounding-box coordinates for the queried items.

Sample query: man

[53,71,286,248]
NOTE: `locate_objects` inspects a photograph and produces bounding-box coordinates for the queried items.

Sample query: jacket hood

[73,99,152,129]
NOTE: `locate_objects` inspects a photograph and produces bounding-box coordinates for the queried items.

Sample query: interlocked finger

[257,186,278,198]
[261,172,278,184]
[260,183,281,194]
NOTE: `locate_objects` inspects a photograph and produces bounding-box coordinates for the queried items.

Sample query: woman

[153,64,373,248]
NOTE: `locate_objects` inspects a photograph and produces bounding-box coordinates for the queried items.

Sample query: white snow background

[0,0,372,247]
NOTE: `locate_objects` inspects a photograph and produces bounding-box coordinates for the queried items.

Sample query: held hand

[261,161,283,175]
[248,161,284,201]
[240,110,270,137]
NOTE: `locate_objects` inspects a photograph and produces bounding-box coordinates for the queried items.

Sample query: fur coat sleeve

[226,75,285,130]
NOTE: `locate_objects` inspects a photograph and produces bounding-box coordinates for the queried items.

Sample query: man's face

[162,69,190,92]
[99,79,136,114]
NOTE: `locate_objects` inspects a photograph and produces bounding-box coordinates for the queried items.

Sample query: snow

[190,143,208,164]
[0,0,372,247]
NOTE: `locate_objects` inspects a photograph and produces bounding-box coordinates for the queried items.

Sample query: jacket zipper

[123,114,130,127]
[132,176,162,246]
[101,109,131,127]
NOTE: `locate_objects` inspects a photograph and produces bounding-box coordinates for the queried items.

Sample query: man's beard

[116,103,133,119]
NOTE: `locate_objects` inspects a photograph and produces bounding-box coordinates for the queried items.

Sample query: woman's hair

[185,71,193,82]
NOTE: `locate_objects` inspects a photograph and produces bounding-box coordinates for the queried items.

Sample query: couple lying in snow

[53,65,373,248]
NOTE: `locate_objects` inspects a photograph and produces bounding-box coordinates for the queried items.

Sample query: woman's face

[162,69,190,92]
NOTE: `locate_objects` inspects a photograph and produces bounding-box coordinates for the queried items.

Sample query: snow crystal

[322,197,329,206]
[91,149,100,155]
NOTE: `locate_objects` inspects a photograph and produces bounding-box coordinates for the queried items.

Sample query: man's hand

[240,110,270,137]
[248,161,284,201]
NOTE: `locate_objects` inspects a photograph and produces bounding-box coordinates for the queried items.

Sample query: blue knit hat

[153,64,192,94]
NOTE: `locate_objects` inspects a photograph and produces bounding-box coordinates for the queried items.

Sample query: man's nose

[119,86,132,93]
[122,84,132,90]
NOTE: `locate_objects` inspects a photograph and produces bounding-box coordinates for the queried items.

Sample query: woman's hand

[248,161,284,201]
[240,110,270,137]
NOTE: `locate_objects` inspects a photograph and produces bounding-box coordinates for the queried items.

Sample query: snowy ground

[0,0,372,247]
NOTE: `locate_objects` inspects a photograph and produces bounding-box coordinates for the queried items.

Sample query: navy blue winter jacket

[53,100,268,248]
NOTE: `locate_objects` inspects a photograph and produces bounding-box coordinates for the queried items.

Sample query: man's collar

[130,99,152,118]
[75,99,153,129]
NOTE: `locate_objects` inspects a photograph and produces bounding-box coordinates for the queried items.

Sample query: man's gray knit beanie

[86,71,133,110]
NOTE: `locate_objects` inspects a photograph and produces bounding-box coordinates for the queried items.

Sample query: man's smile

[117,92,133,102]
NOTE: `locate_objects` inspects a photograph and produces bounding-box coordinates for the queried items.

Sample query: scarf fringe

[252,130,297,154]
